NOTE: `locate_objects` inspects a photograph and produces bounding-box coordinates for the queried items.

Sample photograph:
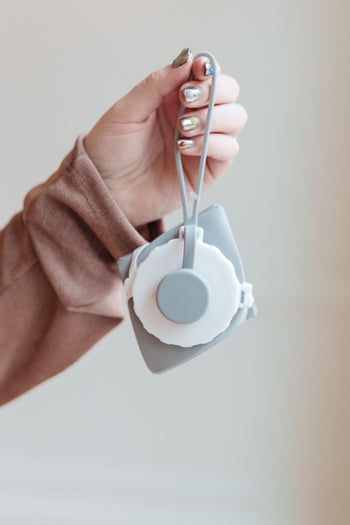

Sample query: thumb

[115,48,193,123]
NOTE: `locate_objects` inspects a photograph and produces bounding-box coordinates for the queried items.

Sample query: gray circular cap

[156,269,209,324]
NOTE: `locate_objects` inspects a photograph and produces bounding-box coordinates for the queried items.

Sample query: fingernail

[183,87,202,103]
[172,48,191,68]
[180,116,200,131]
[204,61,214,76]
[177,138,194,149]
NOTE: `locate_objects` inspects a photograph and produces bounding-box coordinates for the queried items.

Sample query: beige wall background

[0,0,349,523]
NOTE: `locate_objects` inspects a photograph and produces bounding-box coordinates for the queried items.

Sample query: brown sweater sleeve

[0,133,165,406]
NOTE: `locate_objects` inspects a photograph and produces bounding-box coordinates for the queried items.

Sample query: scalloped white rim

[132,239,241,347]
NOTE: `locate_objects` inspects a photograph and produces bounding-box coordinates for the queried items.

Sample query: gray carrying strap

[182,223,196,268]
[175,51,218,269]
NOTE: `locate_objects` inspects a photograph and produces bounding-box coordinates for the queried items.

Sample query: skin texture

[83,53,248,228]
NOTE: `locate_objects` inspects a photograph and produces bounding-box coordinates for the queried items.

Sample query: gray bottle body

[117,204,257,373]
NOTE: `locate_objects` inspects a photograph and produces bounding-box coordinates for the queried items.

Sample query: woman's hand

[83,49,247,228]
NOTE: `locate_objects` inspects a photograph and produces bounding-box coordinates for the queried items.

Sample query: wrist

[83,132,101,175]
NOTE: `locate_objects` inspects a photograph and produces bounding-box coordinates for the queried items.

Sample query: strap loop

[174,51,218,269]
[174,51,218,227]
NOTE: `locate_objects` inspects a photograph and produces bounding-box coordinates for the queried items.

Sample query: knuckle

[223,137,240,160]
[226,103,239,124]
[229,76,240,99]
[221,104,247,134]
[192,138,202,154]
[235,103,248,126]
[144,70,160,91]
[231,138,240,157]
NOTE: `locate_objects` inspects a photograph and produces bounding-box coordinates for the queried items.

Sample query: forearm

[0,133,164,405]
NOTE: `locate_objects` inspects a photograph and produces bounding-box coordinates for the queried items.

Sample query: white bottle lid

[130,238,249,347]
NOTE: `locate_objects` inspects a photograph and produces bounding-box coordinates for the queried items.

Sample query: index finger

[191,56,222,81]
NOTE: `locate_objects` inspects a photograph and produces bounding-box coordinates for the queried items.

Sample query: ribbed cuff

[23,133,166,316]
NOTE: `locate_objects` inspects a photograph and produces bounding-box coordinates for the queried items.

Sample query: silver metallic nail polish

[204,61,214,76]
[183,87,202,103]
[177,138,194,149]
[172,48,191,68]
[180,116,200,131]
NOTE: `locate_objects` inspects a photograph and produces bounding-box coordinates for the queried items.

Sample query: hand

[83,49,248,228]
